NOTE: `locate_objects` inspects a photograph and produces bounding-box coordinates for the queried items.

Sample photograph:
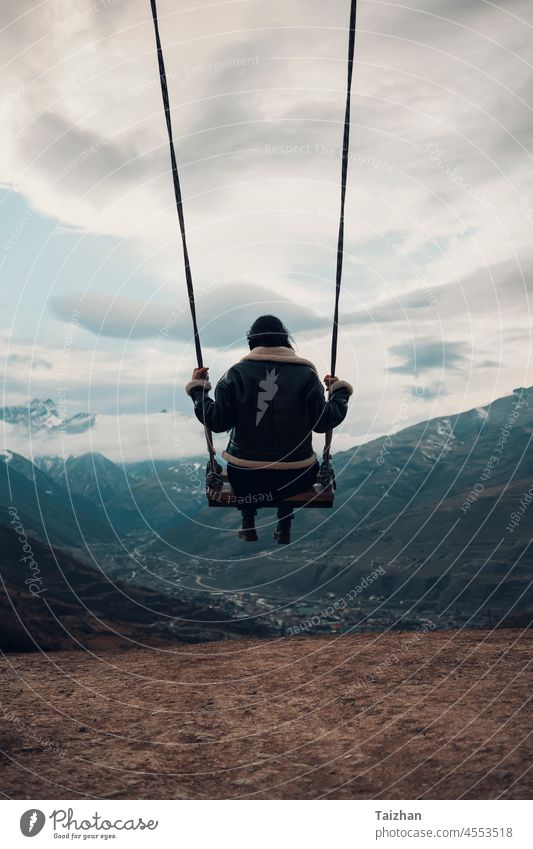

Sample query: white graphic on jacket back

[256,368,279,424]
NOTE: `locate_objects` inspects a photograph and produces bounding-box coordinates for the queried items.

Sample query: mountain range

[1,386,532,642]
[181,385,532,620]
[0,397,95,434]
[0,448,116,548]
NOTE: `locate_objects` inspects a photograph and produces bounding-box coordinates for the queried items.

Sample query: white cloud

[48,282,333,344]
[1,406,366,463]
[1,410,205,462]
[3,0,531,295]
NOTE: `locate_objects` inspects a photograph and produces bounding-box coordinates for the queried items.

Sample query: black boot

[273,514,292,545]
[238,513,258,542]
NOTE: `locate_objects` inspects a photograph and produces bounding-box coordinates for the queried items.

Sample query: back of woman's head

[246,315,294,349]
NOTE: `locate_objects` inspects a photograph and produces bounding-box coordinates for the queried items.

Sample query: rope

[149,0,219,477]
[331,0,357,378]
[323,0,358,472]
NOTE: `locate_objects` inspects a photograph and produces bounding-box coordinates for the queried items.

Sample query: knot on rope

[205,460,224,490]
[317,460,336,491]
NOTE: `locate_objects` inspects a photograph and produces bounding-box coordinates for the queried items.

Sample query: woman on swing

[186,315,352,544]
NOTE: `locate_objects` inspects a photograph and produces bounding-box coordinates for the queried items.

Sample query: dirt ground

[0,629,531,799]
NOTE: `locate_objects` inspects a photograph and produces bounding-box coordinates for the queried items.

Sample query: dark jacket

[186,346,353,469]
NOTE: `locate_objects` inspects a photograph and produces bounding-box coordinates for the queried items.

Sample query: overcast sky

[1,0,532,460]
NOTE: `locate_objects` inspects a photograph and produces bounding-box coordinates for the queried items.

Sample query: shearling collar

[240,346,318,372]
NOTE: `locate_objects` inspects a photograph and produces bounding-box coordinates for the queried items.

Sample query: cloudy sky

[1,0,532,460]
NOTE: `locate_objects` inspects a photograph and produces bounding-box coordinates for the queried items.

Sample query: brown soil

[1,629,531,799]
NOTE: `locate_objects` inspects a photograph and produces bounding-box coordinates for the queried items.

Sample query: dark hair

[246,315,294,349]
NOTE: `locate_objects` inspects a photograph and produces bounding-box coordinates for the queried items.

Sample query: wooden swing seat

[206,470,334,508]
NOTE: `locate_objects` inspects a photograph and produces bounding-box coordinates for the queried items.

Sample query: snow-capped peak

[0,398,95,434]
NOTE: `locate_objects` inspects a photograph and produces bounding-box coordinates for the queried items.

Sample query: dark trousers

[227,461,319,522]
